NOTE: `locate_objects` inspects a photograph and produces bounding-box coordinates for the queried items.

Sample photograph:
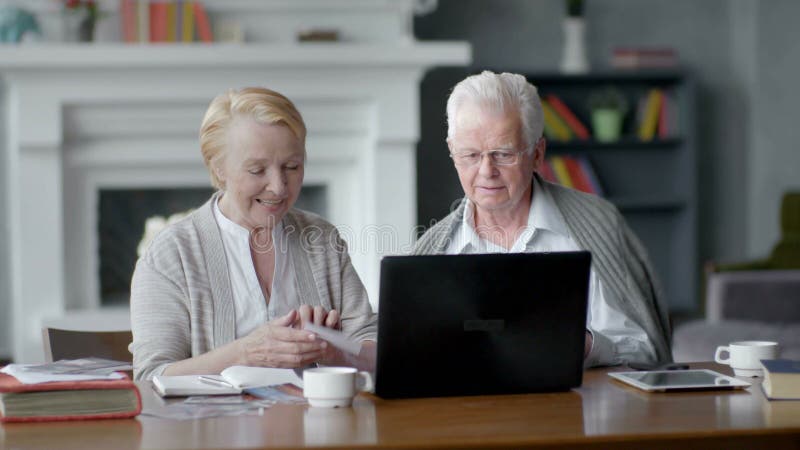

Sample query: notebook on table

[375,251,591,399]
[152,365,304,397]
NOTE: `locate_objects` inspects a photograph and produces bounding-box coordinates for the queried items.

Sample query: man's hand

[584,330,593,360]
[239,310,327,368]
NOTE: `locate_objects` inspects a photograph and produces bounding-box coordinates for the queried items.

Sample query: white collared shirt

[213,199,299,338]
[445,178,656,366]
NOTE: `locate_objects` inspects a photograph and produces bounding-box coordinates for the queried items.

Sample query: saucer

[732,367,763,377]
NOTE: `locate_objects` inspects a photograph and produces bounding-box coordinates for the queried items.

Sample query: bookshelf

[417,68,698,315]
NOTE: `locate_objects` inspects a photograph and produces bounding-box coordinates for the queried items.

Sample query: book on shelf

[577,156,604,196]
[544,95,590,140]
[0,371,141,423]
[637,88,664,141]
[182,1,196,42]
[761,359,800,400]
[548,155,573,188]
[119,0,213,43]
[120,0,137,42]
[539,158,558,185]
[611,47,679,70]
[657,89,669,139]
[542,156,602,196]
[193,1,213,43]
[660,89,680,138]
[136,0,148,43]
[149,2,168,42]
[563,156,595,195]
[541,99,573,142]
[153,365,304,397]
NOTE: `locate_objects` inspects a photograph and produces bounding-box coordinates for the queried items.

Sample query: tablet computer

[608,369,751,392]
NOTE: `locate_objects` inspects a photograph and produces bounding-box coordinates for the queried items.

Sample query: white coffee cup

[303,367,374,408]
[714,341,780,377]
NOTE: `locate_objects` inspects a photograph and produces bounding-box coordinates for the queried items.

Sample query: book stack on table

[761,359,800,400]
[0,358,140,423]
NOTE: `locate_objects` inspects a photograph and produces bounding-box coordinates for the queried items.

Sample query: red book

[539,158,558,184]
[545,94,590,140]
[563,156,595,194]
[120,0,137,43]
[577,157,603,196]
[149,2,169,42]
[658,91,669,139]
[194,2,214,43]
[0,372,141,423]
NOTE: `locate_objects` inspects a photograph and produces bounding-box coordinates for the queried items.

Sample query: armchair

[673,192,800,362]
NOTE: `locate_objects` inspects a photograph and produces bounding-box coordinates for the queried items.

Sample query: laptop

[374,251,591,399]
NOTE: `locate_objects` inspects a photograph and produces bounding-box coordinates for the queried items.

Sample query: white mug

[714,341,779,377]
[303,367,374,408]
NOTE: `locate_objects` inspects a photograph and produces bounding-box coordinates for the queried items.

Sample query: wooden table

[2,363,799,449]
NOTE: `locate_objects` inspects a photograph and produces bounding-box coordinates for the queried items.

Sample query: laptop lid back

[375,251,590,399]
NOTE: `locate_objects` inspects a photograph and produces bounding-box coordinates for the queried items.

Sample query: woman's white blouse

[213,199,299,338]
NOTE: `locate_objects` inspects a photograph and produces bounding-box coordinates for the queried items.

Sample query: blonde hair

[199,87,307,189]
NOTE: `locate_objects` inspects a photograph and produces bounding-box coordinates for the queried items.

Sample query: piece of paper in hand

[303,323,362,356]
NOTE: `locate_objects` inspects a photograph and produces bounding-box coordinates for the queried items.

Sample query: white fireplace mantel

[0,42,470,362]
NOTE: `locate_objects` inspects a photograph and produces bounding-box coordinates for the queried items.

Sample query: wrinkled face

[215,116,305,230]
[448,103,543,216]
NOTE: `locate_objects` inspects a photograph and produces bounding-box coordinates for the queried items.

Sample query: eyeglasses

[448,149,527,167]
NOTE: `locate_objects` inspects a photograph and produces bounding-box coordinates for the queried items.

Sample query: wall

[415,0,798,272]
[750,0,800,256]
[0,82,8,358]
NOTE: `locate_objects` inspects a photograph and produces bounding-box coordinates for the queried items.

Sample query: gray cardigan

[130,194,377,380]
[413,176,672,364]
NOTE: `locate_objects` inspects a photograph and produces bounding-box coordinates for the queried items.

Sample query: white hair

[446,71,544,151]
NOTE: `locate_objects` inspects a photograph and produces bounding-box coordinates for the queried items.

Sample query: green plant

[565,0,584,17]
[63,0,101,41]
[588,86,628,112]
[64,0,99,23]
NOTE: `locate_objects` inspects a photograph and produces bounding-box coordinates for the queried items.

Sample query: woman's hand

[296,305,349,365]
[239,310,327,368]
[296,304,340,329]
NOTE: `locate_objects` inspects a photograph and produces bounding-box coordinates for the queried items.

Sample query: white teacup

[714,341,780,377]
[303,367,374,408]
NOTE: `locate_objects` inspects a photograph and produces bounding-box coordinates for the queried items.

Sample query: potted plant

[560,0,589,74]
[588,86,628,142]
[63,0,100,42]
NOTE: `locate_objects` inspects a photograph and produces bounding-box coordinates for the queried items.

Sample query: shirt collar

[213,197,283,242]
[453,177,570,252]
[528,177,570,238]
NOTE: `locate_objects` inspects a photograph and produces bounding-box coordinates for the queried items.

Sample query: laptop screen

[375,251,591,399]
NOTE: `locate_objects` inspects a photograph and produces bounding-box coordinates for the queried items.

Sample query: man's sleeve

[584,272,658,367]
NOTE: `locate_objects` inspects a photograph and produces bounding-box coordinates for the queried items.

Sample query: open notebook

[152,366,303,397]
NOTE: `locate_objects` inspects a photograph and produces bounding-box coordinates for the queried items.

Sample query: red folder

[0,372,142,423]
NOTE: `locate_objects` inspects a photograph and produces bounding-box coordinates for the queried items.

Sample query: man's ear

[532,137,547,170]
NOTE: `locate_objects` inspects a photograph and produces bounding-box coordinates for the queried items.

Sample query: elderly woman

[130,87,376,380]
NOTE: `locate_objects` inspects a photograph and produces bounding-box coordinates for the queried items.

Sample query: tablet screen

[608,369,751,391]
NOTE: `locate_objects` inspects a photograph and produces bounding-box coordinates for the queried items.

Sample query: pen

[197,375,235,389]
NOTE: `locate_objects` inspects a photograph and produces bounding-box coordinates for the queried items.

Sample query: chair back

[42,328,133,363]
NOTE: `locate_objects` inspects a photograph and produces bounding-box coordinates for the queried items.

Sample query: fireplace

[97,186,327,306]
[0,3,469,362]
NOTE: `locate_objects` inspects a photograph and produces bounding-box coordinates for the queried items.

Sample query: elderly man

[413,71,671,367]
